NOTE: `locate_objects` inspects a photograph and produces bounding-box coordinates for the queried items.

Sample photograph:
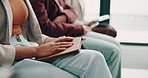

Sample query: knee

[100,44,121,62]
[111,38,121,47]
[112,46,121,57]
[108,45,121,61]
[80,50,106,62]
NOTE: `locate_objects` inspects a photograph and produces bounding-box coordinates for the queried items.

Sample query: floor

[120,44,148,78]
[122,68,148,78]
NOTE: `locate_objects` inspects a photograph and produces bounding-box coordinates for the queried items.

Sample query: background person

[30,0,121,78]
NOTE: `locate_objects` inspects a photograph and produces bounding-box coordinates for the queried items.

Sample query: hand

[53,15,67,23]
[84,21,94,27]
[44,36,73,43]
[44,37,58,43]
[82,25,91,35]
[35,40,73,57]
[59,36,86,41]
[84,20,98,27]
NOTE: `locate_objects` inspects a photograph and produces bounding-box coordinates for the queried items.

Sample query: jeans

[81,31,121,78]
[10,34,112,78]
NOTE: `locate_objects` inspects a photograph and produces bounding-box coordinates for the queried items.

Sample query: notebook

[36,37,81,61]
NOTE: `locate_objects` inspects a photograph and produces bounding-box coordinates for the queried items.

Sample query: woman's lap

[81,34,120,61]
[12,59,77,78]
[10,35,77,78]
[81,31,121,78]
[51,50,112,78]
[9,34,112,78]
[12,50,111,78]
[81,31,120,47]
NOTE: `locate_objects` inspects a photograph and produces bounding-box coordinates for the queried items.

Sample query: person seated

[30,0,121,78]
[66,0,117,37]
[0,0,112,78]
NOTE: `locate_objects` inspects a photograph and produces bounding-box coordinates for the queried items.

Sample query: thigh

[81,36,120,61]
[81,31,120,47]
[52,50,108,77]
[12,59,77,78]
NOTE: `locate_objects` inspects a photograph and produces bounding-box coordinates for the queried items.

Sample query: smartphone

[89,22,99,29]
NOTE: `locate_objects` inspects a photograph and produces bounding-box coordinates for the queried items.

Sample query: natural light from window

[110,0,148,44]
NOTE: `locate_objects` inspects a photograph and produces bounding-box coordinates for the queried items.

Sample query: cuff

[41,34,49,43]
[0,45,16,67]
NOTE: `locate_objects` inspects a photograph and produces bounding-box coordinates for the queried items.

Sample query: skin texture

[53,15,67,23]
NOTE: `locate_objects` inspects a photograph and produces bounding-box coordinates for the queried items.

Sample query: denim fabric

[81,31,121,78]
[9,35,39,47]
[10,35,112,78]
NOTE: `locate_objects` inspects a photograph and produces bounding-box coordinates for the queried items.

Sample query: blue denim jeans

[81,31,121,78]
[9,35,39,47]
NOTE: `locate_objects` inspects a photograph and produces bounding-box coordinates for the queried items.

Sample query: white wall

[83,0,100,22]
[110,0,148,43]
[111,0,148,16]
[66,0,100,23]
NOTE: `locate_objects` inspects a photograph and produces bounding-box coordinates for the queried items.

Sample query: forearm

[15,46,37,60]
[59,0,78,23]
[60,10,77,23]
[41,22,84,37]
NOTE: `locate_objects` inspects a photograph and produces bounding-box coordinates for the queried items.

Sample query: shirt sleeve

[59,0,78,23]
[41,34,49,43]
[30,0,84,37]
[0,44,16,67]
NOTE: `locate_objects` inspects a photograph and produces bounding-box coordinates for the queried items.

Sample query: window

[110,0,148,44]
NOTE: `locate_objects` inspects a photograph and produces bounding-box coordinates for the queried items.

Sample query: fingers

[44,38,75,54]
[57,43,73,48]
[48,42,73,48]
[36,41,74,57]
[72,37,85,41]
[56,38,73,42]
[82,25,92,35]
[49,42,73,54]
[54,42,73,49]
[50,47,67,54]
[81,37,86,41]
[85,21,94,26]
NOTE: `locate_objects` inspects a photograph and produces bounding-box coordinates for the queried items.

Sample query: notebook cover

[36,37,81,61]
